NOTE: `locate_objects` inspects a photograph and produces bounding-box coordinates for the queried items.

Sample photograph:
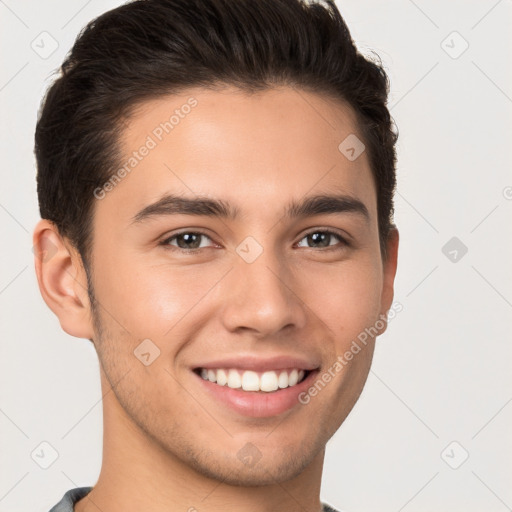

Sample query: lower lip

[193,369,319,418]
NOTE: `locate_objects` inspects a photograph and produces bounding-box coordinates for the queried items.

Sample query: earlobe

[378,227,399,335]
[32,219,95,340]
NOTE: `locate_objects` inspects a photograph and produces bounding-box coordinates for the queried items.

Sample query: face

[85,85,397,485]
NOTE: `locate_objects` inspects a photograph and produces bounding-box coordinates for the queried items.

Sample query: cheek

[93,250,231,339]
[297,258,383,345]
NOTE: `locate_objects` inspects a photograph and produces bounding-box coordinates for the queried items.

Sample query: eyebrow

[130,193,369,225]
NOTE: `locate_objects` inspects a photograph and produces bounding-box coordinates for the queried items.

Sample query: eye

[160,231,216,251]
[296,230,349,250]
[159,229,349,253]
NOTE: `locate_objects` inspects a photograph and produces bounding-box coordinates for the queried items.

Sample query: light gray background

[1,1,511,511]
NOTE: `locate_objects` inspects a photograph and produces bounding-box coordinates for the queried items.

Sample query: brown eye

[296,230,348,249]
[161,232,214,250]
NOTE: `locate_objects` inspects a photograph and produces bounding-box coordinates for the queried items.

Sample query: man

[33,0,399,511]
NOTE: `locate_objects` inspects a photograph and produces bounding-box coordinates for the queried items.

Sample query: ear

[32,219,95,340]
[377,227,399,335]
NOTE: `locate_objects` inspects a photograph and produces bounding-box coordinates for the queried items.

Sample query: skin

[33,85,398,512]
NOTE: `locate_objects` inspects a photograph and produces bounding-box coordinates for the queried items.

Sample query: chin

[190,454,312,487]
[176,434,323,487]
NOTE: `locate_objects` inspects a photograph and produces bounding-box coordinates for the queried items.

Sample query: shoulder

[322,502,352,512]
[322,502,345,512]
[48,487,93,512]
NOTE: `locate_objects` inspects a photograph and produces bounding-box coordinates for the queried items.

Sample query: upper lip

[193,354,321,372]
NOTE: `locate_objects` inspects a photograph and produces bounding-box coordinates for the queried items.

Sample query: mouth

[192,367,312,392]
[192,366,320,418]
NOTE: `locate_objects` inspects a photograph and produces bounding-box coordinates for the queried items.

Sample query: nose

[219,249,307,337]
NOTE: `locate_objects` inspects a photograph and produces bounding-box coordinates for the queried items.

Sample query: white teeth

[241,371,260,391]
[278,370,289,388]
[260,371,279,392]
[288,369,299,386]
[216,368,228,386]
[198,368,308,392]
[227,369,242,389]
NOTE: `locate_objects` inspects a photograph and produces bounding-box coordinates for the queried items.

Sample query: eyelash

[159,229,350,253]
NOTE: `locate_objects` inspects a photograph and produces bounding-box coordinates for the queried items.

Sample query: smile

[195,367,309,392]
[192,366,320,418]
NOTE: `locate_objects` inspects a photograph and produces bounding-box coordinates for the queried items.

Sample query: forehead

[98,85,376,225]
